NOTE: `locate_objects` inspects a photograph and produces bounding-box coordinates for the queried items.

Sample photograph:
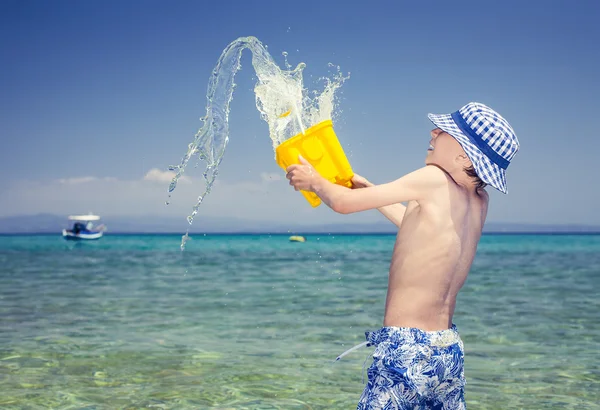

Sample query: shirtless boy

[285,102,520,409]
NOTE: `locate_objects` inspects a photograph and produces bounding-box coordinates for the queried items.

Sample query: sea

[0,233,598,409]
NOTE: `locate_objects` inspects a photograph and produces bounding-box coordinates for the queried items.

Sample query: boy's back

[385,165,489,330]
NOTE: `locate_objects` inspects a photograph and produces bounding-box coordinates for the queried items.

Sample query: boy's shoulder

[413,165,454,192]
[478,188,490,201]
[397,165,452,204]
[407,165,450,184]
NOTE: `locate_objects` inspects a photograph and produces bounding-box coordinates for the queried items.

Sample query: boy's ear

[456,153,472,166]
[456,154,471,162]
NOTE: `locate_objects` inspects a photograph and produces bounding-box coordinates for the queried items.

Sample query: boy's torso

[382,178,489,330]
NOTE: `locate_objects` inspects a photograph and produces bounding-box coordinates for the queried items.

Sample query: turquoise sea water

[1,233,599,409]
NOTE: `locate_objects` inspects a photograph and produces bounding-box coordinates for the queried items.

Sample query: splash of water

[168,36,348,250]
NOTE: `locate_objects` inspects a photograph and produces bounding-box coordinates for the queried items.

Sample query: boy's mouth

[428,144,434,151]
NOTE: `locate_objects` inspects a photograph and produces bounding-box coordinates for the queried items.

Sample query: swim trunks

[355,325,466,409]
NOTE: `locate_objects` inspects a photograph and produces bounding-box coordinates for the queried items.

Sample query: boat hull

[62,229,103,240]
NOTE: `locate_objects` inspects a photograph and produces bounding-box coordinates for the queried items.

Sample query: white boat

[62,214,106,241]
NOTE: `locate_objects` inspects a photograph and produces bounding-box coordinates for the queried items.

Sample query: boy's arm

[310,165,447,214]
[351,175,406,227]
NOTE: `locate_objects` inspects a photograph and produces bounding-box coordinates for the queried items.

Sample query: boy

[286,102,520,409]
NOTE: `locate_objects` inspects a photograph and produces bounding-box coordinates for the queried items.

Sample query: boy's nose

[430,128,442,138]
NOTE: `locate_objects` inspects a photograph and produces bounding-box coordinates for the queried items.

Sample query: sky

[1,0,599,230]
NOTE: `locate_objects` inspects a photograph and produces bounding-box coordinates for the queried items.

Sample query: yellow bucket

[275,120,354,207]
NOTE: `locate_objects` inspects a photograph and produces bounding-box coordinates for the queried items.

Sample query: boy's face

[425,128,469,171]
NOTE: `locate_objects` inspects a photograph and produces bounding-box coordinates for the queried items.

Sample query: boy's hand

[286,155,323,192]
[351,173,373,189]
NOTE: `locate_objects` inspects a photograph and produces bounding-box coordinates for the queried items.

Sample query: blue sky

[1,0,599,228]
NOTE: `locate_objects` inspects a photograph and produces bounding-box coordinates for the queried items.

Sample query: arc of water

[167,36,348,250]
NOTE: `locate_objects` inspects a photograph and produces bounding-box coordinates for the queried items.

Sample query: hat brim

[428,113,507,194]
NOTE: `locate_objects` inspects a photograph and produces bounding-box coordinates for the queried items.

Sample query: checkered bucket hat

[428,102,519,194]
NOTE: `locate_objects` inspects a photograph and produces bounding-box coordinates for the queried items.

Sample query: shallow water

[1,234,599,409]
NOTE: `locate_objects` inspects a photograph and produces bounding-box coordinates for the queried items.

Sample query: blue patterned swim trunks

[354,325,466,409]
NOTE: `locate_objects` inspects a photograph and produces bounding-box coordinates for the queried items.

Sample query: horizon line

[1,231,600,236]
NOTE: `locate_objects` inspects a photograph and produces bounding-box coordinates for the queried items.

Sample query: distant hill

[482,222,600,233]
[0,214,599,234]
[0,213,394,234]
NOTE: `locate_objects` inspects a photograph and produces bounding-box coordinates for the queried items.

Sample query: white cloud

[57,176,117,185]
[143,168,191,184]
